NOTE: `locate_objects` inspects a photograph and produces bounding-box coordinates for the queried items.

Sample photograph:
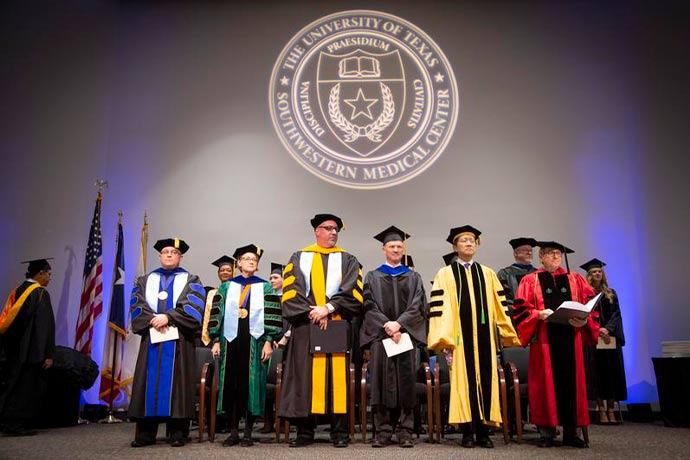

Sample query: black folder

[309,320,350,354]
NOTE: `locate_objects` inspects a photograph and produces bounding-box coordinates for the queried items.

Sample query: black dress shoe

[399,438,414,448]
[460,435,475,448]
[222,436,240,447]
[476,436,494,448]
[371,438,391,448]
[333,438,349,448]
[289,437,314,447]
[240,437,254,447]
[562,436,588,448]
[537,437,554,448]
[130,439,155,448]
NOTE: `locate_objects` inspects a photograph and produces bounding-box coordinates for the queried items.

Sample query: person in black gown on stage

[581,258,627,425]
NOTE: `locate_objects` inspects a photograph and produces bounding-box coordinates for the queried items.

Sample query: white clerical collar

[385,262,402,268]
[27,278,38,283]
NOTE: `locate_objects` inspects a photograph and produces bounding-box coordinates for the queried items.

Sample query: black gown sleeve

[604,289,625,346]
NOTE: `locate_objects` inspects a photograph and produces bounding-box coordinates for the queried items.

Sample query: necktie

[464,263,471,270]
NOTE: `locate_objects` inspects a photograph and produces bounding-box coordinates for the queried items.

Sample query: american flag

[75,192,104,356]
[99,215,125,406]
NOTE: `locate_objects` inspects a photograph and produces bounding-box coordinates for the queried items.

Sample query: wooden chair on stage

[195,346,218,443]
[262,348,282,438]
[359,350,433,444]
[503,345,528,443]
[274,358,289,442]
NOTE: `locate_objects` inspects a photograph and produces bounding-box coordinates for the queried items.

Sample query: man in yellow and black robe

[279,213,363,448]
[427,225,519,448]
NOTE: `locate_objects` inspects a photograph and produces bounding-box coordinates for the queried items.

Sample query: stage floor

[2,420,688,460]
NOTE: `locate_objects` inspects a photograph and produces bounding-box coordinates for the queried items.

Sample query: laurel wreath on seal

[328,82,395,143]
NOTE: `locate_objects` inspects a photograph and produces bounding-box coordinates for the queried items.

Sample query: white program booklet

[597,336,617,349]
[382,332,414,357]
[546,292,603,325]
[150,325,179,344]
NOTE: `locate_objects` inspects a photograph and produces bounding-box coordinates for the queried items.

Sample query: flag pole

[77,180,108,424]
[100,211,124,424]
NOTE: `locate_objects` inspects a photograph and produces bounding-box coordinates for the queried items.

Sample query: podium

[652,357,690,427]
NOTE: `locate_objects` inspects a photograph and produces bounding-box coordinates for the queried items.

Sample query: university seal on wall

[269,10,459,189]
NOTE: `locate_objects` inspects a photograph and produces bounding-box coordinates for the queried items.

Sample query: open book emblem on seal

[317,50,404,157]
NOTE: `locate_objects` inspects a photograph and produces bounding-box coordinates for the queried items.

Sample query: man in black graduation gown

[497,237,538,319]
[279,213,363,448]
[128,238,205,447]
[360,226,427,448]
[0,258,55,436]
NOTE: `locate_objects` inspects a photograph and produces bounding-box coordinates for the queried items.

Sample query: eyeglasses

[161,249,181,256]
[543,250,562,257]
[317,225,340,233]
[240,256,258,262]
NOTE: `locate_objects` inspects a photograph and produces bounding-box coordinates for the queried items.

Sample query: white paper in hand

[382,332,414,357]
[150,325,179,344]
[597,336,617,350]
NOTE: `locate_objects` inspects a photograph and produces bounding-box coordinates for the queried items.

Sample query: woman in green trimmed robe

[208,244,283,446]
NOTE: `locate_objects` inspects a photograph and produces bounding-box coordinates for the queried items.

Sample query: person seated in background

[201,255,235,347]
[497,237,537,323]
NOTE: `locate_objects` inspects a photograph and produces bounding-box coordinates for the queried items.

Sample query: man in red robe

[512,241,599,448]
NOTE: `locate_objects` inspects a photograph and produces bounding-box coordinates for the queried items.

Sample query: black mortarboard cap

[310,213,344,230]
[271,262,285,275]
[373,225,410,245]
[580,258,606,272]
[446,225,481,244]
[211,255,235,269]
[536,241,574,254]
[232,244,263,261]
[509,237,538,249]
[442,252,457,266]
[22,258,53,277]
[153,238,189,254]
